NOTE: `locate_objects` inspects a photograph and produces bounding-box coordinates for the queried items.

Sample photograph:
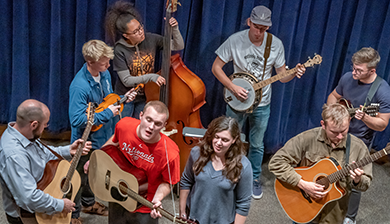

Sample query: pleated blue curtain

[1,0,390,152]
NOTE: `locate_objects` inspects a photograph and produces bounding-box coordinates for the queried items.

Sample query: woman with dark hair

[179,116,253,224]
[105,1,184,118]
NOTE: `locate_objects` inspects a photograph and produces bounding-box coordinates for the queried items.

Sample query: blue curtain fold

[1,0,390,152]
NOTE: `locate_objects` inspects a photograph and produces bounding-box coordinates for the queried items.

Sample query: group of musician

[1,2,390,224]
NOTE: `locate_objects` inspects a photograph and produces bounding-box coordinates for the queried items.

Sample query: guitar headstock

[363,103,379,117]
[86,102,96,124]
[303,54,322,68]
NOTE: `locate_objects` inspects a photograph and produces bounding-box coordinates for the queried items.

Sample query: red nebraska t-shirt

[112,117,180,213]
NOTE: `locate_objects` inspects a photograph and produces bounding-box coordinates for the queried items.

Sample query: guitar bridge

[105,170,111,190]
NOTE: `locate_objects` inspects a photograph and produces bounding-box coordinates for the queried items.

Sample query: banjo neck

[252,67,298,90]
[251,54,322,91]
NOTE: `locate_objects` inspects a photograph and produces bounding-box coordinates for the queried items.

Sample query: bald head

[16,99,50,128]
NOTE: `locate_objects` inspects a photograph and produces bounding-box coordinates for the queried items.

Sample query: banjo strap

[261,32,273,81]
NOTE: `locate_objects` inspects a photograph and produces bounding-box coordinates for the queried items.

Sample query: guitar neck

[119,184,180,223]
[253,67,298,90]
[62,118,94,192]
[327,148,389,184]
[347,108,358,116]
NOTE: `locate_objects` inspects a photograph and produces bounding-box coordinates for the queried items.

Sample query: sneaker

[252,180,263,199]
[343,217,356,224]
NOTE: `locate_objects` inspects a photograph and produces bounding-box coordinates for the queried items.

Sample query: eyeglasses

[351,66,368,75]
[126,24,144,36]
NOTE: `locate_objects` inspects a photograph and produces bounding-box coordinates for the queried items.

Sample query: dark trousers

[72,151,95,218]
[6,214,23,224]
[345,189,361,220]
[108,202,158,224]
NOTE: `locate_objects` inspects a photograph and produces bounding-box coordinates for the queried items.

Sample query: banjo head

[224,73,262,113]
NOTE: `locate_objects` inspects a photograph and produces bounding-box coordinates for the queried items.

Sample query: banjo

[224,54,322,113]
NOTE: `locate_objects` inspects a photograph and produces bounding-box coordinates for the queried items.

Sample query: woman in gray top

[180,116,253,224]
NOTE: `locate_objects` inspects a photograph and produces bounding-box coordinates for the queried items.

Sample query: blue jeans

[121,98,146,119]
[113,97,145,131]
[226,104,270,181]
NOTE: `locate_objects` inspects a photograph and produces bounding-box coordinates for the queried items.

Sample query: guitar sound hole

[119,181,129,196]
[60,178,70,195]
[316,176,330,190]
[111,187,127,202]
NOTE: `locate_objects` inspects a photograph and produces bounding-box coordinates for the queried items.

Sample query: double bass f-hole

[177,120,193,145]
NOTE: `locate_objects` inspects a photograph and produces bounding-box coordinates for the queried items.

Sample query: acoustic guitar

[224,54,322,113]
[339,98,379,117]
[88,146,198,224]
[32,103,95,224]
[274,144,390,223]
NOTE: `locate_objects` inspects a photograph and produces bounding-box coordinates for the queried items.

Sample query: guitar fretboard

[324,147,389,184]
[62,106,95,193]
[118,184,186,223]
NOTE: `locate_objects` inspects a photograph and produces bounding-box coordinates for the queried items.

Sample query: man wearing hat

[212,5,306,199]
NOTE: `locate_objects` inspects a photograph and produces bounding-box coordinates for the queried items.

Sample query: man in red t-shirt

[103,100,180,223]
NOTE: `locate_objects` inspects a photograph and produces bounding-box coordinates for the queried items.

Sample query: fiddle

[91,85,141,132]
[90,93,125,132]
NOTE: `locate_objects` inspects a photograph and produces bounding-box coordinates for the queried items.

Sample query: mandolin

[339,98,379,118]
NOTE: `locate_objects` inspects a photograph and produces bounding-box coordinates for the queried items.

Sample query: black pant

[72,150,96,218]
[6,214,23,224]
[108,202,158,224]
[345,189,361,220]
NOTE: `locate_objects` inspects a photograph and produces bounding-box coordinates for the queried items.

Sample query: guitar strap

[345,133,351,165]
[36,139,65,160]
[364,75,382,150]
[261,32,273,81]
[365,75,382,105]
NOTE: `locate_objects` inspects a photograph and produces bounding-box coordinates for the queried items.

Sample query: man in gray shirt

[0,99,91,224]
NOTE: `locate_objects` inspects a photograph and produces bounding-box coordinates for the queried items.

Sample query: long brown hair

[105,1,142,44]
[193,116,244,183]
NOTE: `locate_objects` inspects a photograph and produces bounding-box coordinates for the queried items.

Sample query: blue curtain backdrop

[1,0,390,153]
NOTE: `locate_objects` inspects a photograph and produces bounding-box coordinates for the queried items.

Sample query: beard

[30,127,42,141]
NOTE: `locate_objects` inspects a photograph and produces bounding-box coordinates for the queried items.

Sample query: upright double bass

[145,0,206,173]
